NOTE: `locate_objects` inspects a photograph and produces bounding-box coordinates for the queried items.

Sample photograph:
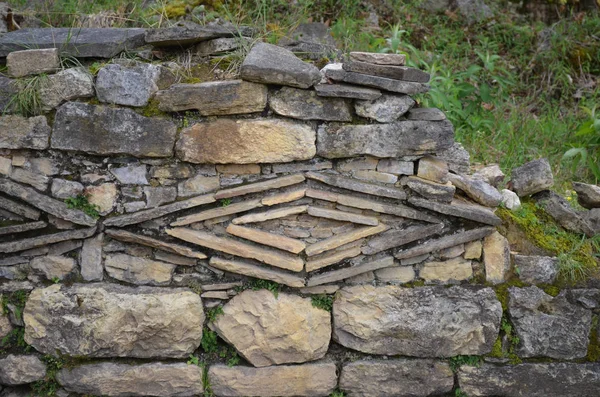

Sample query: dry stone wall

[0,22,599,397]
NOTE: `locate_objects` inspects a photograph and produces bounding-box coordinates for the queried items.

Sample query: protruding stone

[407,107,446,121]
[483,231,510,284]
[448,173,502,207]
[354,94,415,123]
[417,155,449,183]
[322,64,429,94]
[420,257,473,283]
[30,255,76,281]
[349,52,406,65]
[270,86,352,121]
[195,37,243,55]
[395,227,495,260]
[209,257,305,288]
[96,62,163,107]
[241,42,321,88]
[501,189,521,210]
[473,164,505,187]
[84,183,117,215]
[0,115,51,150]
[39,67,95,111]
[24,283,204,358]
[211,290,331,367]
[533,190,596,237]
[436,142,471,174]
[57,363,203,397]
[572,182,600,209]
[307,256,394,286]
[0,355,47,385]
[509,158,554,197]
[406,176,455,203]
[407,196,502,226]
[513,255,558,284]
[7,48,59,77]
[176,118,316,164]
[314,83,381,100]
[105,254,175,286]
[226,224,306,254]
[343,61,430,83]
[145,22,244,47]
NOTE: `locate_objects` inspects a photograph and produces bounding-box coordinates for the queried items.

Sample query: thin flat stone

[407,108,446,121]
[103,193,215,227]
[306,246,362,272]
[171,199,263,227]
[343,61,430,83]
[105,229,207,259]
[323,66,429,94]
[395,227,495,260]
[305,223,388,257]
[145,24,240,47]
[349,52,406,65]
[226,224,306,254]
[232,205,308,225]
[362,223,444,255]
[154,251,196,266]
[307,206,378,226]
[80,233,103,282]
[215,174,305,199]
[261,188,306,206]
[0,226,96,253]
[201,291,229,299]
[201,282,244,291]
[167,228,304,272]
[209,257,305,288]
[0,221,46,236]
[307,256,394,286]
[272,161,332,174]
[306,172,406,200]
[0,179,96,226]
[408,196,502,226]
[406,176,455,203]
[299,284,340,294]
[315,83,382,100]
[0,256,29,266]
[306,189,440,223]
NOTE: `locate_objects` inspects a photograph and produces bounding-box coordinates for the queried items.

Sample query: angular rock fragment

[110,164,148,185]
[417,155,449,183]
[7,48,59,78]
[483,231,510,284]
[39,67,95,111]
[50,179,84,200]
[307,206,378,226]
[407,107,446,121]
[30,255,76,280]
[420,257,473,283]
[362,223,444,255]
[406,176,456,203]
[323,64,429,94]
[145,22,243,47]
[84,183,117,216]
[232,205,308,225]
[349,52,406,65]
[306,224,388,257]
[9,168,49,191]
[314,83,381,100]
[0,221,46,236]
[209,257,305,288]
[572,182,600,209]
[306,172,406,200]
[464,240,482,259]
[96,62,163,107]
[0,226,96,253]
[105,229,206,259]
[80,234,103,282]
[407,196,502,226]
[306,246,362,272]
[226,224,306,254]
[0,115,51,150]
[172,199,262,226]
[533,190,596,237]
[343,61,430,83]
[501,188,521,210]
[377,159,414,175]
[105,254,175,286]
[0,355,47,385]
[449,173,502,207]
[436,142,471,174]
[307,256,394,286]
[195,37,243,55]
[375,266,416,283]
[352,170,398,184]
[509,158,554,197]
[395,227,495,260]
[262,188,306,206]
[472,164,505,187]
[355,94,414,123]
[270,86,352,121]
[513,255,558,284]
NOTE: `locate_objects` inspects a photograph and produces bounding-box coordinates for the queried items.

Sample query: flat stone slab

[458,363,600,397]
[572,182,600,209]
[145,23,242,46]
[0,115,51,150]
[340,359,454,397]
[209,363,337,397]
[395,227,494,260]
[176,118,316,164]
[362,223,444,255]
[407,196,502,226]
[449,173,502,207]
[57,363,203,397]
[349,52,406,65]
[343,61,431,83]
[105,253,175,286]
[0,28,146,58]
[0,226,96,253]
[172,199,263,226]
[307,256,394,286]
[0,221,46,236]
[24,283,204,358]
[314,83,381,100]
[305,246,362,272]
[209,257,305,288]
[270,86,352,121]
[333,285,502,356]
[306,172,407,200]
[305,224,388,257]
[105,229,206,259]
[227,224,306,254]
[215,174,306,199]
[317,120,454,158]
[52,102,177,158]
[421,257,473,283]
[323,64,429,94]
[307,206,378,226]
[7,48,59,78]
[406,176,456,203]
[355,94,415,123]
[232,205,308,225]
[509,158,554,197]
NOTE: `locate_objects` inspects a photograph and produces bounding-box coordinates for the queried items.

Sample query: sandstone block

[7,48,59,77]
[270,86,352,121]
[0,115,50,150]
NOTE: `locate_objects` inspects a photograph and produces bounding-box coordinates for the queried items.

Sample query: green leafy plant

[330,390,346,397]
[206,306,224,322]
[563,106,600,182]
[187,354,201,366]
[455,388,468,397]
[311,294,334,312]
[226,350,240,367]
[249,279,280,298]
[64,194,100,219]
[31,355,64,397]
[448,355,482,373]
[201,328,219,354]
[4,74,48,117]
[220,198,232,207]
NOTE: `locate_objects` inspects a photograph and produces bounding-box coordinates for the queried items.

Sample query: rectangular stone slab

[394,227,495,260]
[324,65,429,94]
[226,224,306,254]
[407,196,502,226]
[0,220,47,236]
[0,28,146,58]
[232,205,308,225]
[215,174,306,199]
[171,199,263,227]
[314,83,382,100]
[305,223,388,257]
[0,196,40,220]
[261,188,306,206]
[201,282,244,291]
[145,24,240,46]
[168,228,304,272]
[349,52,406,65]
[362,223,445,255]
[307,206,379,226]
[103,193,215,227]
[307,256,394,286]
[343,61,431,82]
[105,229,207,259]
[0,179,96,226]
[306,172,406,200]
[0,226,96,253]
[306,246,362,272]
[209,257,305,288]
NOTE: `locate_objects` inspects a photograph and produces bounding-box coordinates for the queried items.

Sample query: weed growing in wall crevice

[448,355,482,373]
[31,355,64,397]
[311,294,334,312]
[248,279,280,298]
[64,194,101,219]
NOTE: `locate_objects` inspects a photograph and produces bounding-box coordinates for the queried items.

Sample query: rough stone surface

[456,0,494,24]
[374,266,415,283]
[333,285,501,356]
[501,188,521,210]
[57,363,203,397]
[354,94,415,123]
[270,87,352,121]
[144,186,177,208]
[458,363,600,397]
[7,48,59,78]
[96,62,162,107]
[483,231,510,284]
[209,363,337,397]
[408,196,502,226]
[110,164,148,185]
[0,227,96,254]
[156,80,267,114]
[209,257,305,288]
[176,118,315,164]
[23,283,204,358]
[50,179,84,200]
[307,172,406,200]
[509,286,591,359]
[377,159,414,175]
[449,173,502,207]
[0,75,17,113]
[349,52,406,65]
[464,240,482,259]
[10,168,49,191]
[472,164,505,187]
[85,183,117,216]
[407,107,446,121]
[314,83,381,100]
[406,176,455,203]
[436,142,471,174]
[0,115,51,150]
[195,37,242,55]
[80,234,103,282]
[105,253,175,286]
[52,102,177,158]
[211,290,331,367]
[30,255,76,281]
[317,120,454,158]
[534,190,595,237]
[178,175,220,197]
[586,208,600,234]
[0,355,47,385]
[420,257,473,283]
[572,182,600,209]
[322,64,429,94]
[340,359,454,397]
[145,22,243,47]
[241,42,321,88]
[362,223,444,255]
[343,61,430,83]
[39,67,95,111]
[509,158,554,196]
[514,255,558,284]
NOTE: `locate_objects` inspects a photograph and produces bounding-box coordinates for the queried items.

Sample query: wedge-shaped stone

[323,64,429,94]
[349,52,406,65]
[226,224,306,254]
[211,290,331,367]
[262,188,306,206]
[407,197,502,226]
[299,285,340,294]
[270,86,352,121]
[306,189,440,223]
[343,61,430,82]
[362,223,444,255]
[509,158,554,197]
[314,83,381,100]
[306,172,406,200]
[395,227,495,260]
[105,254,175,286]
[201,282,243,291]
[57,363,204,397]
[24,284,204,358]
[572,181,600,209]
[533,190,596,237]
[216,175,305,199]
[105,229,206,259]
[448,173,502,207]
[317,121,454,158]
[168,228,304,272]
[52,102,177,158]
[458,363,600,397]
[0,226,96,253]
[340,359,454,397]
[0,221,46,236]
[0,196,40,220]
[0,115,51,150]
[306,246,362,272]
[308,206,378,226]
[209,257,305,288]
[420,257,473,283]
[156,80,267,114]
[232,205,308,225]
[209,363,337,397]
[306,224,388,257]
[103,193,215,227]
[333,285,502,356]
[307,256,394,286]
[171,199,262,226]
[406,176,455,203]
[177,119,316,164]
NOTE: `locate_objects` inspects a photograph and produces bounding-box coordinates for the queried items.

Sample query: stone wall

[0,23,599,397]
